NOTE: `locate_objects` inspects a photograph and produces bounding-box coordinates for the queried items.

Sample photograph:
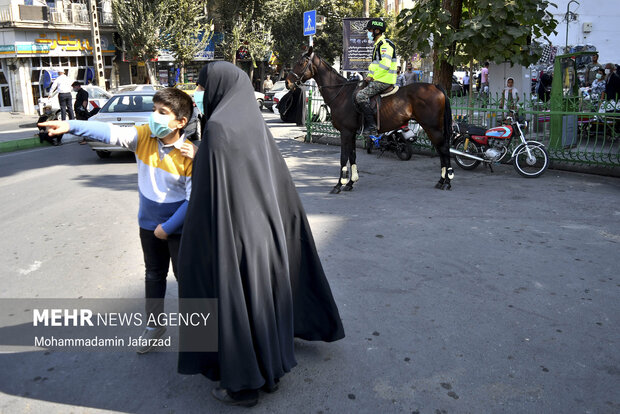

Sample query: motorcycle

[365,124,417,161]
[450,111,549,178]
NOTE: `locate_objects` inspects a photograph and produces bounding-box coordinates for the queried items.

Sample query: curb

[0,134,80,154]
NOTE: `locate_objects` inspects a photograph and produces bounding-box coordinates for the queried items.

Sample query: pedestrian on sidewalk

[37,105,62,146]
[463,72,470,95]
[176,61,345,408]
[72,81,89,144]
[48,69,74,121]
[38,88,195,354]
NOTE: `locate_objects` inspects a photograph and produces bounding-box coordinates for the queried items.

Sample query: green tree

[161,0,213,82]
[397,0,559,89]
[112,0,166,83]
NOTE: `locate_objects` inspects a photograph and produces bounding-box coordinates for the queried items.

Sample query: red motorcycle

[450,112,549,178]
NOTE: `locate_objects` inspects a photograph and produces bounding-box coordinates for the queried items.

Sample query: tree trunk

[179,66,186,84]
[436,0,463,91]
[144,60,157,85]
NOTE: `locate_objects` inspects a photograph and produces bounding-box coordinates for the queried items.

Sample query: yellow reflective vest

[368,34,397,85]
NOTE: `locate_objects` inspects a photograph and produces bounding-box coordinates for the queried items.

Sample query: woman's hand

[180,142,199,160]
[37,121,70,136]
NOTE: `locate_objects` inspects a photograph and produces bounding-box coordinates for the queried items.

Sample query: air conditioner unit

[70,3,88,23]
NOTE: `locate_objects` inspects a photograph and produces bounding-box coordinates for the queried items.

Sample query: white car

[273,80,329,122]
[38,84,112,116]
[86,91,155,158]
[255,91,265,110]
[109,84,164,94]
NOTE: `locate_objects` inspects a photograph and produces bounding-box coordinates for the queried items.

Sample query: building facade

[0,0,118,114]
[546,0,620,65]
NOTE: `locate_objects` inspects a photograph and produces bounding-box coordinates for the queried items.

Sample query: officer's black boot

[360,102,378,137]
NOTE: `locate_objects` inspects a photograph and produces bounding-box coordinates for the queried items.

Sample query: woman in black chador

[177,62,345,407]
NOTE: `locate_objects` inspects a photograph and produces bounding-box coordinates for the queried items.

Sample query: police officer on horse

[355,18,397,138]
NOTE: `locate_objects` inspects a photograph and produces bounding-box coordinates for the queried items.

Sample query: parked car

[38,84,112,116]
[255,91,265,110]
[175,83,198,97]
[263,81,287,111]
[85,90,201,159]
[109,84,164,94]
[451,75,464,97]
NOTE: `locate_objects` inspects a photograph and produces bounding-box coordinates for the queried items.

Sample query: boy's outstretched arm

[38,120,138,150]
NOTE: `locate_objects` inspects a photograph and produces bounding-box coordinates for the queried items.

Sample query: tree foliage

[396,0,559,86]
[161,0,212,73]
[112,0,165,65]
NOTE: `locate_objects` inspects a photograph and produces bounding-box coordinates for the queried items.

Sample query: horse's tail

[435,84,452,145]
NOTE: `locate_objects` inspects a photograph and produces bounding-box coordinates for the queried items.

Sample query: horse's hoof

[435,182,443,189]
[342,185,353,191]
[330,187,341,194]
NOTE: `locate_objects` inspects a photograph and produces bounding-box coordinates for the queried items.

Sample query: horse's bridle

[289,53,315,88]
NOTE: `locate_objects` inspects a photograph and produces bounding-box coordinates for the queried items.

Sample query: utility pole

[364,0,369,18]
[88,0,106,88]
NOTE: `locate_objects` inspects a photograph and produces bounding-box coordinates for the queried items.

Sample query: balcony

[0,4,114,27]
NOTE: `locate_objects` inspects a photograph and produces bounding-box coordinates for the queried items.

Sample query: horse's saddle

[353,82,400,130]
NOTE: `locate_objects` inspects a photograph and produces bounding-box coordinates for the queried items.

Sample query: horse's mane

[307,51,348,84]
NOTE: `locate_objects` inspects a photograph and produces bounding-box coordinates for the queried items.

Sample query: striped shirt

[68,121,192,234]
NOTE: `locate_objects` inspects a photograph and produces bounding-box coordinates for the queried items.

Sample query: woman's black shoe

[211,387,258,407]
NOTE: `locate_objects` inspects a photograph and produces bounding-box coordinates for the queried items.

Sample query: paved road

[0,114,619,413]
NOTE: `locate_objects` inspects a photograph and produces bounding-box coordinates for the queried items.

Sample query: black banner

[342,18,374,72]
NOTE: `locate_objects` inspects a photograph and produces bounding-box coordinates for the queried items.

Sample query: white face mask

[605,69,611,75]
[367,32,374,42]
[596,73,603,80]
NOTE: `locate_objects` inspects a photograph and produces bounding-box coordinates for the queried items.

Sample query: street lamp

[565,0,579,52]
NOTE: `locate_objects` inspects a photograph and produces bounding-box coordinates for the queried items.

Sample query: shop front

[0,29,116,114]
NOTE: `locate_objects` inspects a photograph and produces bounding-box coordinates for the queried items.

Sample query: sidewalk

[0,112,82,153]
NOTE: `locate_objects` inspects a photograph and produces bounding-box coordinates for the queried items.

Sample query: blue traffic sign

[303,10,316,36]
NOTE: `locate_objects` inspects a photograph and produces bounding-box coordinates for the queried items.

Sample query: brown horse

[286,47,454,192]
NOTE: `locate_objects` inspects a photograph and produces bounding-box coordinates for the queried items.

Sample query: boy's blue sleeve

[67,121,138,150]
[67,120,112,143]
[161,201,188,235]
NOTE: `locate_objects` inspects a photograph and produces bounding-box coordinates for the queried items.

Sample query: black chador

[177,62,345,395]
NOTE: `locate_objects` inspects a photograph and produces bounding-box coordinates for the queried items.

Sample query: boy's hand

[154,224,168,240]
[180,142,198,159]
[38,121,70,136]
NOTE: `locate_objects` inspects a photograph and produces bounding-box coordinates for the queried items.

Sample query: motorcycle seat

[458,122,487,136]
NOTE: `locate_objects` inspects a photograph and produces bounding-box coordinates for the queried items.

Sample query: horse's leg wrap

[340,166,349,185]
[351,164,359,182]
[447,167,454,180]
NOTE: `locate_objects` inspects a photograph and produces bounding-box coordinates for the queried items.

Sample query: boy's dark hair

[72,81,81,87]
[153,88,193,122]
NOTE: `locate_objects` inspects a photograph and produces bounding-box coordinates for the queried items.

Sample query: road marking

[0,128,38,135]
[18,261,42,275]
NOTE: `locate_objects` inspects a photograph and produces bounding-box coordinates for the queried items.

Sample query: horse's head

[286,46,317,90]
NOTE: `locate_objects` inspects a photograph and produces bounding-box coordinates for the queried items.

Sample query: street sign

[303,10,316,36]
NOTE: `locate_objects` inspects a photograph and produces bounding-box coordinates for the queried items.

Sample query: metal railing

[305,90,620,168]
[0,7,13,23]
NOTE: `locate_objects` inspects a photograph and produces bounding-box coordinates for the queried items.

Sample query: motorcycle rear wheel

[513,143,549,178]
[395,142,413,161]
[453,137,481,170]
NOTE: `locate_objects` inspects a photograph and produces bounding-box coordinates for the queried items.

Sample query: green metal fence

[305,89,620,168]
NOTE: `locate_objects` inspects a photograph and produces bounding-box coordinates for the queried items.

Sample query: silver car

[38,84,112,116]
[87,91,155,158]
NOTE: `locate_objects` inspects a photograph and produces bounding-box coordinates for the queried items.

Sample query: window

[101,94,154,113]
[0,71,7,84]
[31,70,41,82]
